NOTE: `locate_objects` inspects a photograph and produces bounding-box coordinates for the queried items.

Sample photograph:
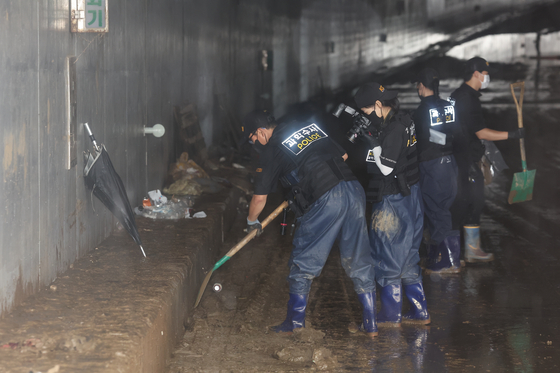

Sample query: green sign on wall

[85,0,106,29]
[71,0,108,33]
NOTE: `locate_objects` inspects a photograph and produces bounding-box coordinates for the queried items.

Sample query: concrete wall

[0,0,552,317]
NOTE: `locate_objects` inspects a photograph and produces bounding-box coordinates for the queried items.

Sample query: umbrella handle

[510,82,527,171]
[84,123,100,152]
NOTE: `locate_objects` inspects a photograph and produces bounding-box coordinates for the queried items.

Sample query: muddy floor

[2,33,559,373]
[166,184,560,372]
[167,46,560,372]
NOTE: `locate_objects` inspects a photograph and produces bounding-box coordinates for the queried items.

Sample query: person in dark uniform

[353,83,430,327]
[412,68,461,274]
[450,57,524,262]
[241,110,378,337]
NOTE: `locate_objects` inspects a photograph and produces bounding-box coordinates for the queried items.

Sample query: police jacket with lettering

[412,95,458,162]
[253,121,356,208]
[364,111,419,202]
[450,83,486,166]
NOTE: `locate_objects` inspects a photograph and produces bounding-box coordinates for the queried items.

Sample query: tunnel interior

[0,0,560,372]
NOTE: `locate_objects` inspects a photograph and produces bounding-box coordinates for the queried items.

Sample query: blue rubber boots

[378,283,431,326]
[377,284,402,327]
[402,282,431,325]
[357,292,378,337]
[425,234,461,274]
[270,293,307,333]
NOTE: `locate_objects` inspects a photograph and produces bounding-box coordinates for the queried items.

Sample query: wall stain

[3,123,28,184]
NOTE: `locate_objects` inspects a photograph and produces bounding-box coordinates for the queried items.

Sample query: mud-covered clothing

[369,184,424,287]
[413,95,460,244]
[450,84,486,228]
[364,112,423,287]
[289,180,375,294]
[253,121,375,295]
[365,112,420,203]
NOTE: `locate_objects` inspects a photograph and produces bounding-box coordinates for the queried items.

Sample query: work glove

[245,218,262,236]
[359,128,381,149]
[508,128,525,139]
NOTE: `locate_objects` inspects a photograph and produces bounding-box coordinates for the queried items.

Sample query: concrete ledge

[0,186,243,372]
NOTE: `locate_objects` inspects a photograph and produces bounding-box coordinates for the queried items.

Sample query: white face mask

[480,74,490,90]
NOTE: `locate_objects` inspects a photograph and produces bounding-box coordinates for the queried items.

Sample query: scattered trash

[219,157,226,162]
[1,342,20,349]
[163,179,203,196]
[212,283,222,292]
[232,163,245,169]
[168,152,209,182]
[135,197,196,220]
[1,339,42,350]
[192,211,207,219]
[148,189,168,206]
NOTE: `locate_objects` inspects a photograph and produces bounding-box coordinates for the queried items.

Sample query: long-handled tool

[508,81,536,204]
[194,200,289,307]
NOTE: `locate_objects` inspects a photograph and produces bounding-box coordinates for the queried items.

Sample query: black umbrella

[83,123,146,257]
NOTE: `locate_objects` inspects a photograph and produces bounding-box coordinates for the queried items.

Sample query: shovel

[508,81,536,204]
[194,200,289,307]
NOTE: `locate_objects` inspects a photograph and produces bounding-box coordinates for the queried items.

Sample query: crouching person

[241,110,378,337]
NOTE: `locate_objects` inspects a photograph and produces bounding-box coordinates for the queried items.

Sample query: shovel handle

[224,200,289,258]
[510,82,527,171]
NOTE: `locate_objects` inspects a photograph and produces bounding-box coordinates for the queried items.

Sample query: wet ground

[1,31,560,372]
[166,35,560,372]
[166,187,560,372]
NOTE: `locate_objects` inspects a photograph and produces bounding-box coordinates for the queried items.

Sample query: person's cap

[465,57,493,75]
[354,82,398,108]
[412,67,439,86]
[239,110,275,144]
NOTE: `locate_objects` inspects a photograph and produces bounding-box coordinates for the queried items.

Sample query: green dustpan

[508,82,536,204]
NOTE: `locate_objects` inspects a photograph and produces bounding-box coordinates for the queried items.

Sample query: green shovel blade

[508,169,536,204]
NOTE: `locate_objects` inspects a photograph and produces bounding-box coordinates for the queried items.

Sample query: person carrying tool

[241,110,378,337]
[450,57,525,262]
[353,82,430,327]
[412,68,462,274]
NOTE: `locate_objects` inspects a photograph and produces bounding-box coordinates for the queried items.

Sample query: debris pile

[164,152,209,196]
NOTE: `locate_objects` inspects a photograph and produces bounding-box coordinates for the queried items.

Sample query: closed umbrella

[83,123,146,257]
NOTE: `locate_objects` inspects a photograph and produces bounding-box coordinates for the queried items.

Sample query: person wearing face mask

[450,57,525,263]
[412,68,462,274]
[240,110,378,337]
[353,83,430,327]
